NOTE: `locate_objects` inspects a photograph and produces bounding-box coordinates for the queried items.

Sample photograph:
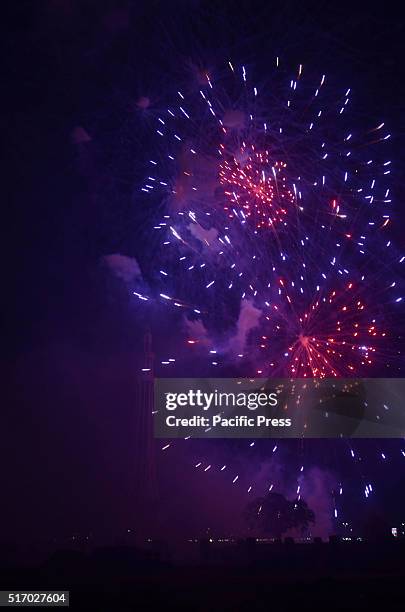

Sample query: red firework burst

[260,280,387,378]
[218,143,295,229]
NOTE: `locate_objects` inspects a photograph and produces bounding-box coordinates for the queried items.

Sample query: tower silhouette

[134,330,159,521]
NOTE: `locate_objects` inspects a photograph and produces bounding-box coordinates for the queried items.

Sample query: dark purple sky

[4,1,405,546]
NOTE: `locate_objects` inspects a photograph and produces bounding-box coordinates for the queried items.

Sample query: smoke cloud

[103,254,142,283]
[225,298,262,355]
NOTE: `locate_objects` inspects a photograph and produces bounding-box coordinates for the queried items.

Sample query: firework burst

[219,145,295,229]
[252,277,390,378]
[134,58,404,525]
[139,59,401,329]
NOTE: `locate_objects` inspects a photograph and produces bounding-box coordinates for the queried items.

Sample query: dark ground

[1,539,405,610]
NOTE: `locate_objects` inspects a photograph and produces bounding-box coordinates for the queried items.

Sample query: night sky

[4,1,405,550]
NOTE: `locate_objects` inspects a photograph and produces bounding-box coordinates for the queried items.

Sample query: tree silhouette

[244,492,315,538]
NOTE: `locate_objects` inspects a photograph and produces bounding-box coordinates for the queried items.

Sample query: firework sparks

[134,58,404,523]
[219,145,295,228]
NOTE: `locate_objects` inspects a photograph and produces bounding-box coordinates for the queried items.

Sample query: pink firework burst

[219,143,295,229]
